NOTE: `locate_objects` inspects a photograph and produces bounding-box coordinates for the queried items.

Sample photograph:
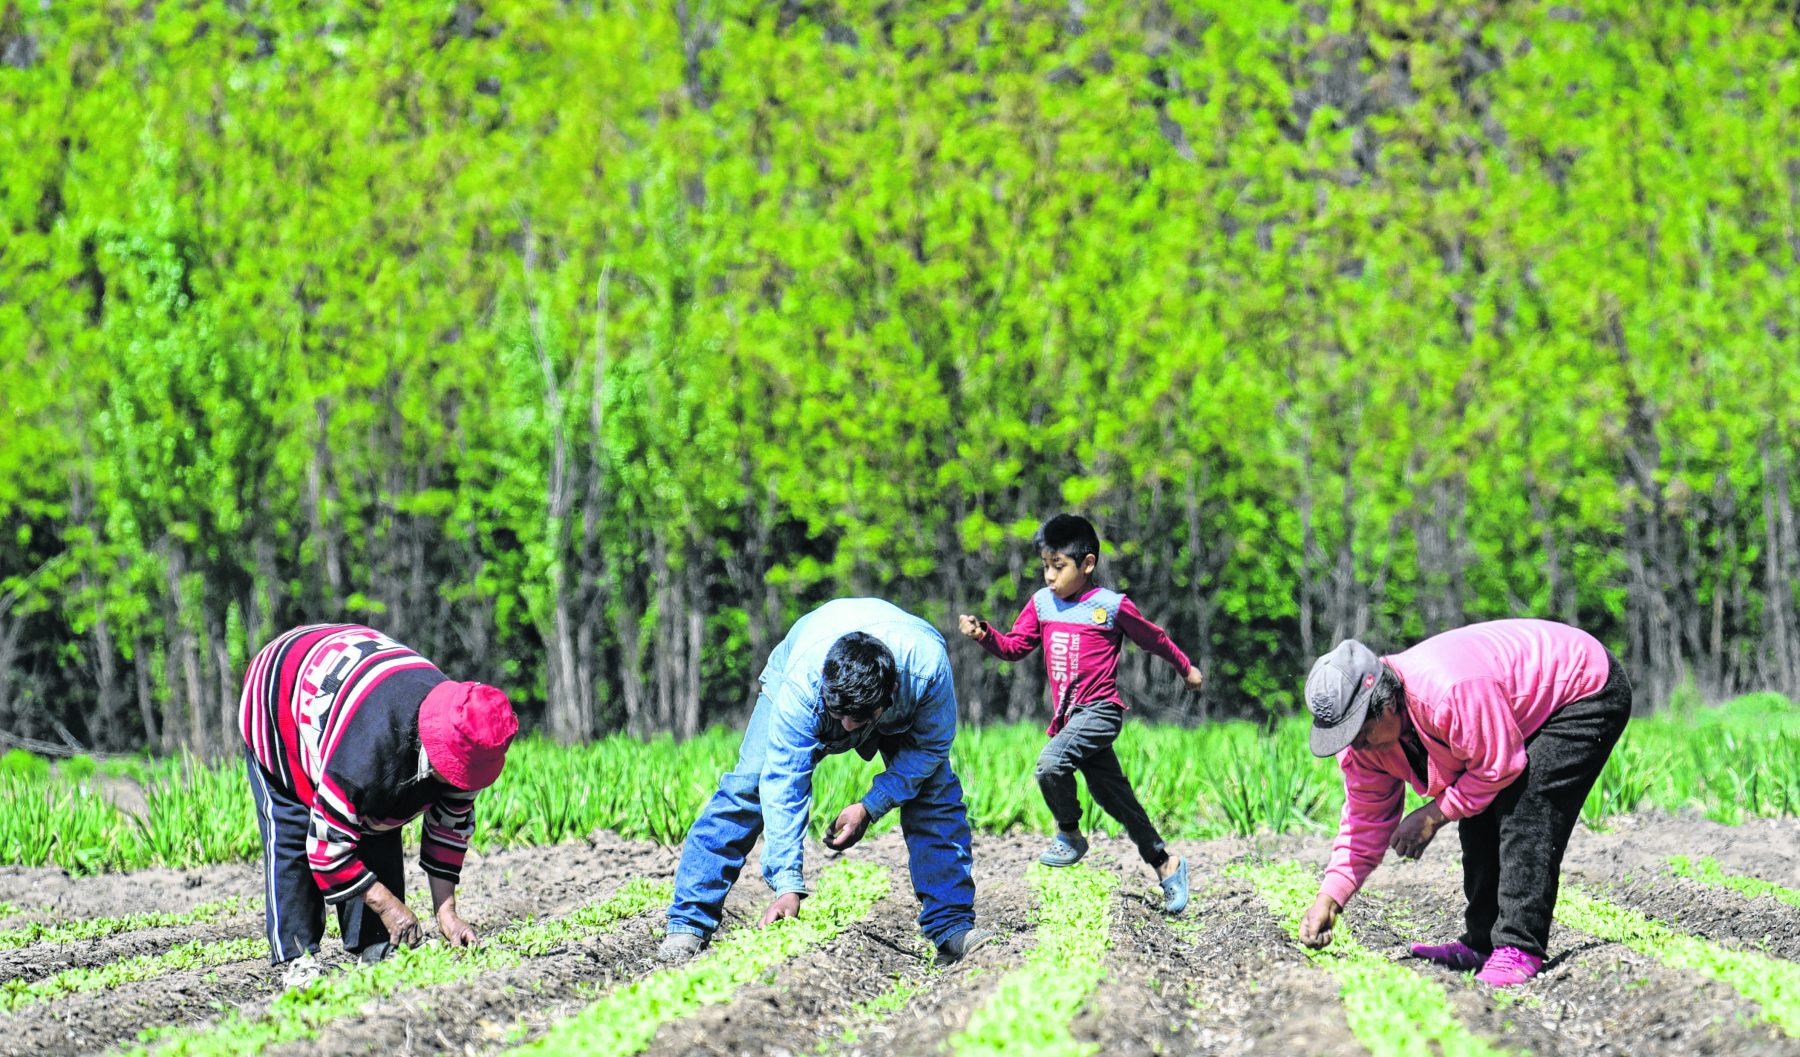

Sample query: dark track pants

[1035,701,1169,868]
[1457,652,1632,958]
[244,752,403,964]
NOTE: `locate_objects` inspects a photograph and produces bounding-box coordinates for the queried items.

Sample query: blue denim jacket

[756,598,958,895]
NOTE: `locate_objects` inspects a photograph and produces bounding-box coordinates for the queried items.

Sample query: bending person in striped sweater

[239,624,518,978]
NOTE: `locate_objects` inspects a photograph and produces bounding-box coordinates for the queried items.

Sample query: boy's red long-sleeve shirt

[977,586,1193,734]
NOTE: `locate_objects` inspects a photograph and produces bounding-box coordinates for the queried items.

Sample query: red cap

[419,681,518,790]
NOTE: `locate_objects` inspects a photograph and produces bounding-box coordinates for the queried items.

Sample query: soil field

[3,815,1798,1057]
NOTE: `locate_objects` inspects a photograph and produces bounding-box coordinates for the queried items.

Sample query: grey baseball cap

[1305,639,1383,757]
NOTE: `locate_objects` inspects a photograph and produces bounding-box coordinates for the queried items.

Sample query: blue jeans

[666,695,976,946]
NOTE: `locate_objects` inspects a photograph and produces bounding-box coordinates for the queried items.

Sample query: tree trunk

[1296,415,1318,659]
[134,635,160,748]
[616,579,647,737]
[161,543,210,757]
[683,562,704,738]
[213,622,236,755]
[308,399,343,604]
[1182,462,1221,721]
[652,535,677,733]
[88,610,125,749]
[1763,441,1799,696]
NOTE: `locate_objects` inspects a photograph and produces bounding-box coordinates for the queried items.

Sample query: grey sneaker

[935,927,996,964]
[1160,856,1190,915]
[1039,832,1088,867]
[280,953,323,990]
[356,941,393,965]
[658,931,707,963]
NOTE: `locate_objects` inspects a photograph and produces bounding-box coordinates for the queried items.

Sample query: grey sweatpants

[1458,651,1633,958]
[1035,701,1169,867]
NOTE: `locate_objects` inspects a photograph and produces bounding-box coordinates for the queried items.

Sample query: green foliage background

[2,0,1798,750]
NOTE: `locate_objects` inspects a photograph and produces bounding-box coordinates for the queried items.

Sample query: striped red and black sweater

[239,624,477,904]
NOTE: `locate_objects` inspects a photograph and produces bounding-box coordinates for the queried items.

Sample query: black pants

[245,752,403,964]
[1035,702,1169,868]
[1458,652,1632,958]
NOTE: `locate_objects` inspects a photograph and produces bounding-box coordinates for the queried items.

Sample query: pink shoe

[1475,946,1544,986]
[1408,940,1487,971]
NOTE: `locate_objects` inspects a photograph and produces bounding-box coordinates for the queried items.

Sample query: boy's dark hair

[821,632,898,719]
[1033,513,1101,563]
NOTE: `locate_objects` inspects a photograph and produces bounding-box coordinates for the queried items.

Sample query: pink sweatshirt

[1321,619,1610,907]
[978,585,1192,735]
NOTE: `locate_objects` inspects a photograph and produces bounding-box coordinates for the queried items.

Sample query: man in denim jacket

[660,598,990,963]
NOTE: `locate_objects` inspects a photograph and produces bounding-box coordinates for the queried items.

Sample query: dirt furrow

[1,952,287,1057]
[0,919,257,984]
[264,908,667,1057]
[1376,856,1794,1057]
[639,887,932,1057]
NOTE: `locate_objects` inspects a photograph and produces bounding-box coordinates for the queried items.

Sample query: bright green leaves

[952,863,1115,1057]
[509,861,889,1056]
[0,936,268,1014]
[0,896,246,951]
[126,879,672,1057]
[1233,859,1515,1057]
[5,0,1800,744]
[1556,886,1800,1036]
[1668,855,1800,910]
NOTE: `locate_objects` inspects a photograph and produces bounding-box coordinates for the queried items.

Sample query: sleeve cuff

[320,870,377,906]
[769,868,809,896]
[1320,874,1359,908]
[1435,791,1474,822]
[419,858,462,884]
[860,792,897,822]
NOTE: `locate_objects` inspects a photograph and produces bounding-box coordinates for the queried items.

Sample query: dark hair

[1033,513,1101,563]
[821,632,898,719]
[1365,664,1404,720]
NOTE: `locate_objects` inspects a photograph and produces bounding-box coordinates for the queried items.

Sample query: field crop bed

[4,816,1800,1057]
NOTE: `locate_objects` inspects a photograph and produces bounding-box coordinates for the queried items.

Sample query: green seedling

[1669,856,1800,910]
[506,861,889,1056]
[1231,859,1514,1057]
[1,936,267,1013]
[1556,886,1800,1035]
[0,896,247,950]
[951,863,1116,1057]
[122,879,672,1057]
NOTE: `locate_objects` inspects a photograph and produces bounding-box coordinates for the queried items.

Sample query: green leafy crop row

[0,935,268,1013]
[0,896,246,951]
[510,860,890,1056]
[1667,856,1800,910]
[952,863,1116,1057]
[1556,886,1800,1035]
[1232,859,1513,1057]
[125,879,671,1057]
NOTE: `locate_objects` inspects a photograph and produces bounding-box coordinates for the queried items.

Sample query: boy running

[959,513,1204,913]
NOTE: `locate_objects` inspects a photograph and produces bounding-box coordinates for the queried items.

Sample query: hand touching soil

[1300,892,1340,949]
[436,905,478,947]
[759,891,804,926]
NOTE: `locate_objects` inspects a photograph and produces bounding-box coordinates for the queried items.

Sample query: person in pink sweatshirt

[958,513,1206,913]
[1297,619,1632,986]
